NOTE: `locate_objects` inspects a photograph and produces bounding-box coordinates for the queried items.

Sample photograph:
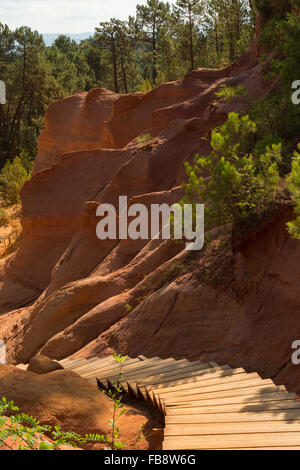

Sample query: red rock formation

[1,33,300,398]
[34,88,119,174]
[76,205,300,393]
[0,364,151,450]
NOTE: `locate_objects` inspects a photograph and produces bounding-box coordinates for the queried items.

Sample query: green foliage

[136,0,171,84]
[287,146,300,239]
[259,9,300,87]
[18,150,34,174]
[215,84,248,103]
[0,397,109,450]
[0,24,62,163]
[203,0,255,65]
[250,8,300,174]
[136,78,153,92]
[182,113,280,228]
[254,0,292,18]
[0,157,29,205]
[125,304,133,313]
[0,208,10,226]
[137,132,153,144]
[174,0,203,71]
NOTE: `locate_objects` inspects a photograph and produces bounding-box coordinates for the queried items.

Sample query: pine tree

[175,0,203,71]
[136,0,170,85]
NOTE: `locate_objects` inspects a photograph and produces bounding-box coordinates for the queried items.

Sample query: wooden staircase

[18,355,300,449]
[57,355,300,450]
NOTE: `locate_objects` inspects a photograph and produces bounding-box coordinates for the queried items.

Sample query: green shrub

[287,145,300,239]
[182,113,281,229]
[0,157,29,205]
[125,304,133,313]
[215,85,248,103]
[19,150,34,174]
[136,78,153,93]
[137,132,153,144]
[0,208,10,227]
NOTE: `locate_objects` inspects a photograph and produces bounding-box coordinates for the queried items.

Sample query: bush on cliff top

[182,113,281,230]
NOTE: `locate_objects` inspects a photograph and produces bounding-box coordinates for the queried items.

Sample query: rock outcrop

[1,36,300,398]
[0,364,152,449]
[27,354,64,374]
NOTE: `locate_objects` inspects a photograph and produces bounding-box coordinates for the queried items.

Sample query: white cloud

[0,0,176,34]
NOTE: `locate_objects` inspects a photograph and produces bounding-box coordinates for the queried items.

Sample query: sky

[0,0,176,34]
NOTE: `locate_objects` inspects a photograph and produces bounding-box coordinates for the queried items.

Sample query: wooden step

[163,432,300,450]
[166,398,300,415]
[139,365,231,389]
[166,409,300,424]
[165,390,295,407]
[149,371,262,395]
[96,357,182,380]
[79,357,145,378]
[61,354,300,451]
[165,421,300,437]
[154,377,276,397]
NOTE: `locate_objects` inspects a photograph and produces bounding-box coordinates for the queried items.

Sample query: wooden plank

[65,356,113,371]
[72,356,140,373]
[97,357,183,380]
[62,356,101,365]
[165,421,300,437]
[166,399,300,415]
[139,366,238,389]
[120,359,204,377]
[163,432,300,450]
[80,356,159,376]
[165,391,297,408]
[153,377,276,398]
[79,357,144,377]
[149,372,262,395]
[146,367,245,387]
[60,358,89,368]
[137,355,150,361]
[159,385,285,404]
[134,363,218,388]
[127,382,139,399]
[166,409,300,424]
[209,362,219,368]
[99,361,212,384]
[244,447,300,450]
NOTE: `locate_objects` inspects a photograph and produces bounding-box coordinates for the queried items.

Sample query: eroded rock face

[34,88,119,174]
[1,39,300,395]
[77,206,300,392]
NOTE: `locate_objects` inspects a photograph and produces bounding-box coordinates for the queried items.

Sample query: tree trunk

[152,22,157,85]
[188,5,194,71]
[120,50,128,94]
[111,33,119,94]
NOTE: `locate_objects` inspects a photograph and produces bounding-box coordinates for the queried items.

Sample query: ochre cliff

[1,38,300,394]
